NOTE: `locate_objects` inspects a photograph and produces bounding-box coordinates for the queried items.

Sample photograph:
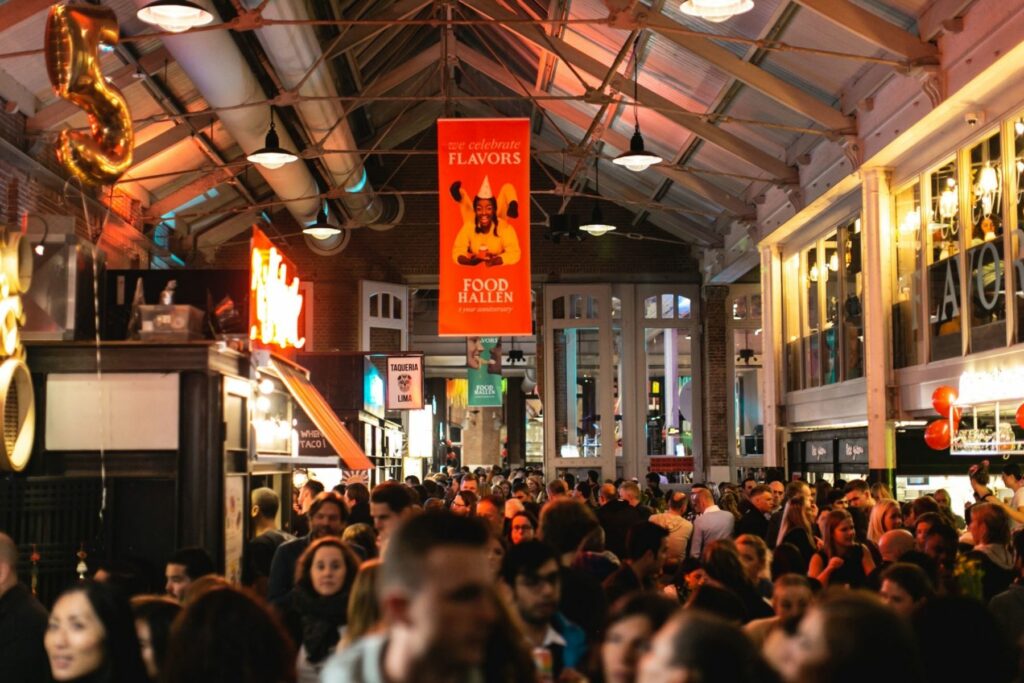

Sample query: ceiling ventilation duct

[241,0,403,230]
[130,0,321,231]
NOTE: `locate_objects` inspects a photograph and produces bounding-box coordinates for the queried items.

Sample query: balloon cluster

[924,385,960,450]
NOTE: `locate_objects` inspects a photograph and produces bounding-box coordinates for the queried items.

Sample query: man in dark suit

[596,483,643,559]
[735,484,775,540]
[0,533,50,683]
[602,522,669,604]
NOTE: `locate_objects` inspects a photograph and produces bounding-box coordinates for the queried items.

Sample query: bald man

[0,532,51,683]
[690,488,735,559]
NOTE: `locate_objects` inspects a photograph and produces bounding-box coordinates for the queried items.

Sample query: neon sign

[250,228,305,350]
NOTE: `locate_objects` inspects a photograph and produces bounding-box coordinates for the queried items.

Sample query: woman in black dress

[776,495,819,571]
[808,509,875,588]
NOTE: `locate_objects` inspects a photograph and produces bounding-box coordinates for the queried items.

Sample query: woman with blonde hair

[867,498,903,544]
[338,559,383,651]
[736,534,774,599]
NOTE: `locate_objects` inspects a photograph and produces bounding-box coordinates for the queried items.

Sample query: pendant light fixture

[679,0,755,23]
[247,108,298,170]
[613,37,662,173]
[580,158,617,237]
[302,203,341,239]
[137,0,214,33]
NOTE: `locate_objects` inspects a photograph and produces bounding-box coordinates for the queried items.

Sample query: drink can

[532,646,553,682]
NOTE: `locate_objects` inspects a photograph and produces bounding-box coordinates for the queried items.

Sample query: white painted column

[861,168,896,473]
[760,245,784,467]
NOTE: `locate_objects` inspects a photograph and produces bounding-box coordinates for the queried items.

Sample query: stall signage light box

[386,355,424,410]
[957,368,1024,406]
[250,227,305,350]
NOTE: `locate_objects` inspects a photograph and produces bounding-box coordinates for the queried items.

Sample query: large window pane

[841,218,864,379]
[784,256,802,392]
[894,184,922,367]
[928,158,962,360]
[968,133,1005,352]
[734,329,763,456]
[822,232,840,384]
[804,245,822,388]
[644,329,693,457]
[553,328,600,458]
[1014,119,1024,341]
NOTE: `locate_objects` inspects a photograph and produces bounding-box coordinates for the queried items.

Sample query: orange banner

[438,118,531,336]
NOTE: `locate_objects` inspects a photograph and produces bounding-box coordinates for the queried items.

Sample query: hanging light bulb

[939,182,958,221]
[302,204,342,239]
[828,251,839,272]
[247,109,298,170]
[580,158,617,236]
[679,0,755,22]
[612,37,662,173]
[975,163,999,218]
[808,263,819,283]
[137,0,214,33]
[1016,119,1024,137]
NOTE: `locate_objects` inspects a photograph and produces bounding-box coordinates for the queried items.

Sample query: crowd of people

[3,461,1024,682]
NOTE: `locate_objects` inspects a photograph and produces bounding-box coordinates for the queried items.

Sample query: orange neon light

[250,244,305,349]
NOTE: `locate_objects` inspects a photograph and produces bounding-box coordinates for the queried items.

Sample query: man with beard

[501,541,586,680]
[322,513,501,683]
[268,491,347,604]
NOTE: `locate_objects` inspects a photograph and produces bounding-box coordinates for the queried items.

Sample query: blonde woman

[867,499,903,545]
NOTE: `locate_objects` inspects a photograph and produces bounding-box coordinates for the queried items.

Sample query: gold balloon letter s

[45,3,133,185]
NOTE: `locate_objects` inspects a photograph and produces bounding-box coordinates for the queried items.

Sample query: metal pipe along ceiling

[243,0,394,229]
[130,0,321,228]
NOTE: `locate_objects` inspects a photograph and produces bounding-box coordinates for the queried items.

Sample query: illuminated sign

[0,233,35,472]
[957,368,1024,405]
[250,227,305,350]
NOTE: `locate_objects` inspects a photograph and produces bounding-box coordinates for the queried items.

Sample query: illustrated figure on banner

[450,176,521,267]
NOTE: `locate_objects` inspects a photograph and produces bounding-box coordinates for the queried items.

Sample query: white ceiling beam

[461,0,798,184]
[132,112,217,166]
[26,46,172,132]
[642,11,855,132]
[459,46,755,217]
[792,0,938,63]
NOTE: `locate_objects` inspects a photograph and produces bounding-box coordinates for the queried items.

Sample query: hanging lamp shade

[580,203,616,236]
[612,128,663,173]
[137,0,214,33]
[302,205,341,239]
[679,0,755,23]
[247,112,298,170]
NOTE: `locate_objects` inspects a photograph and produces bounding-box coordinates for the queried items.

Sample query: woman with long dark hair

[776,495,818,571]
[44,580,148,683]
[281,538,360,682]
[129,596,179,682]
[161,586,295,683]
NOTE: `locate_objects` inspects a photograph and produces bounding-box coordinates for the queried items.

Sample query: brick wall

[0,109,149,268]
[702,286,729,468]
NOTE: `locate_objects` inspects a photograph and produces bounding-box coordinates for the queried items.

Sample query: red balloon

[924,419,951,450]
[1016,403,1024,430]
[932,385,959,417]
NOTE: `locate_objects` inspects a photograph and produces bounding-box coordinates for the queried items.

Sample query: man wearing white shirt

[690,487,735,559]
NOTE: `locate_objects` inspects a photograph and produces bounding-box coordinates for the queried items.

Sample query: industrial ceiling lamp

[247,109,298,170]
[613,38,662,173]
[679,0,755,23]
[580,158,617,236]
[302,204,341,239]
[137,0,214,33]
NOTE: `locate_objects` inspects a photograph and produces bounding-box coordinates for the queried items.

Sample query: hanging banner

[467,337,503,407]
[438,118,531,336]
[386,355,424,410]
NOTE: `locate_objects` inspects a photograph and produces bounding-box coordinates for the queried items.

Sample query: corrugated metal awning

[271,360,374,471]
